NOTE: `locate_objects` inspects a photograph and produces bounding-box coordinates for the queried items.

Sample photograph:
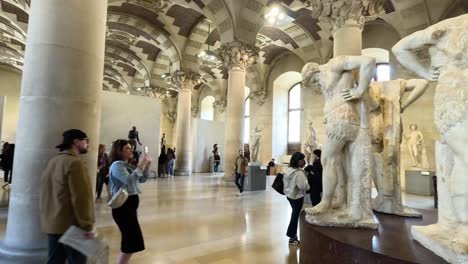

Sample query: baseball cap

[56,129,89,149]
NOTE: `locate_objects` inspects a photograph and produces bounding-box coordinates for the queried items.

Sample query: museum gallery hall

[0,0,466,263]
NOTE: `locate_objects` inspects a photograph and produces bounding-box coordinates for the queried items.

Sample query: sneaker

[288,238,300,246]
[236,192,243,196]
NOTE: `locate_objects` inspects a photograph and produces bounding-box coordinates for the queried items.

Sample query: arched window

[200,96,215,121]
[375,63,390,81]
[288,83,301,153]
[362,48,391,81]
[244,97,250,144]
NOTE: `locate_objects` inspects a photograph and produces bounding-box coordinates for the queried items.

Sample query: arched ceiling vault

[0,0,464,99]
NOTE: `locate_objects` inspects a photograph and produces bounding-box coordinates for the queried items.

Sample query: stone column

[0,0,107,260]
[333,23,362,56]
[172,70,201,176]
[217,41,258,184]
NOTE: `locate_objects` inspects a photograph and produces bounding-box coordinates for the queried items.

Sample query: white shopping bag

[59,225,109,264]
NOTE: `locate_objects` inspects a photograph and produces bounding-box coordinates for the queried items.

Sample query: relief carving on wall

[249,90,268,105]
[213,99,227,113]
[216,41,259,70]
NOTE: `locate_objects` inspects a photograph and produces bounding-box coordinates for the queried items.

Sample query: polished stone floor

[0,173,434,263]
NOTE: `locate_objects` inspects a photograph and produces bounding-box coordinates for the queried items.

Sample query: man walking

[234,150,249,196]
[40,129,96,264]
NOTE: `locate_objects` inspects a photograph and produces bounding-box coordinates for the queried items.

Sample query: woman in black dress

[109,139,152,264]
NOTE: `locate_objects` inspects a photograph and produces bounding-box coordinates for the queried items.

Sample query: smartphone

[144,146,149,154]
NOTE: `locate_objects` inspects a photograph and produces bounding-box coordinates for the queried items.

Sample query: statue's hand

[342,89,363,101]
[419,66,440,81]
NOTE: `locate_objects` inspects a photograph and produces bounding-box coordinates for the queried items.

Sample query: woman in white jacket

[283,152,310,245]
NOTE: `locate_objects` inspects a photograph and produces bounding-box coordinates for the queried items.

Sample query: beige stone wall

[0,69,21,143]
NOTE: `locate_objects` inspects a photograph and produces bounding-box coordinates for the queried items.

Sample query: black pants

[235,173,245,193]
[112,195,145,253]
[286,197,304,239]
[96,174,105,199]
[47,234,86,264]
[310,190,321,206]
[3,169,11,183]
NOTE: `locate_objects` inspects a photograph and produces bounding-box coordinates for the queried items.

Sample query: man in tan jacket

[40,129,96,264]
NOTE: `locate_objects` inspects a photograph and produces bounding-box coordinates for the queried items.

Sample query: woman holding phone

[109,139,152,264]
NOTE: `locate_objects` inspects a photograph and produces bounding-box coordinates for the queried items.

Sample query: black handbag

[272,173,285,195]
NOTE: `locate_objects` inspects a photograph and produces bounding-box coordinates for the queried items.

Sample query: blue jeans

[167,159,175,176]
[235,173,245,193]
[47,234,86,264]
[214,162,219,172]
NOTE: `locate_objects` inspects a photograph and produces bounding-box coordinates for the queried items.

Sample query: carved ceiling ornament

[306,0,386,31]
[106,29,138,45]
[170,70,201,91]
[125,0,170,11]
[216,41,259,70]
[213,99,227,113]
[249,90,268,106]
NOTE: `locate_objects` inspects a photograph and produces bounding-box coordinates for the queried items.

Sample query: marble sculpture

[303,121,318,165]
[392,14,468,264]
[368,79,429,217]
[250,126,263,164]
[403,124,429,169]
[302,55,377,229]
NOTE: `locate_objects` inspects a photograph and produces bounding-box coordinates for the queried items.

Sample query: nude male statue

[392,14,467,262]
[302,55,376,215]
[404,124,427,168]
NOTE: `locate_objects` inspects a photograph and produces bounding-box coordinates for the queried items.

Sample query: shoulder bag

[272,173,284,195]
[107,170,128,209]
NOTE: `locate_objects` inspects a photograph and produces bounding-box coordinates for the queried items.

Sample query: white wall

[191,119,225,173]
[100,91,161,171]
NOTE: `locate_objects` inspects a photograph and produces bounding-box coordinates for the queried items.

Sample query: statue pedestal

[244,165,266,191]
[300,209,449,264]
[405,169,435,196]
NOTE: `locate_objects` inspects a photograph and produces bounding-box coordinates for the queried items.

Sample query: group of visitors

[156,133,175,177]
[40,129,152,264]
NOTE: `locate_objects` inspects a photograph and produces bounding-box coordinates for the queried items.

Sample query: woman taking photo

[109,139,152,264]
[283,152,310,246]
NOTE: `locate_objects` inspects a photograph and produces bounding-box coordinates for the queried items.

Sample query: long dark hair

[289,152,305,168]
[109,139,130,165]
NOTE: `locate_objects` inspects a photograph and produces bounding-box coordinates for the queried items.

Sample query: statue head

[410,124,418,131]
[301,62,320,89]
[132,126,136,131]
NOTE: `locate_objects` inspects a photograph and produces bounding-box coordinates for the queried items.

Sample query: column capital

[216,41,259,70]
[171,70,201,91]
[213,99,227,113]
[307,0,385,31]
[249,90,268,106]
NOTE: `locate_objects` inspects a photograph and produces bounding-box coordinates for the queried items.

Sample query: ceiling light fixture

[197,22,221,66]
[264,4,292,27]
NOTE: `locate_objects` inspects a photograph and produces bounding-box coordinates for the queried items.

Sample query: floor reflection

[0,173,435,263]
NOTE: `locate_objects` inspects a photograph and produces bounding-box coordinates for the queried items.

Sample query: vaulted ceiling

[0,0,464,99]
